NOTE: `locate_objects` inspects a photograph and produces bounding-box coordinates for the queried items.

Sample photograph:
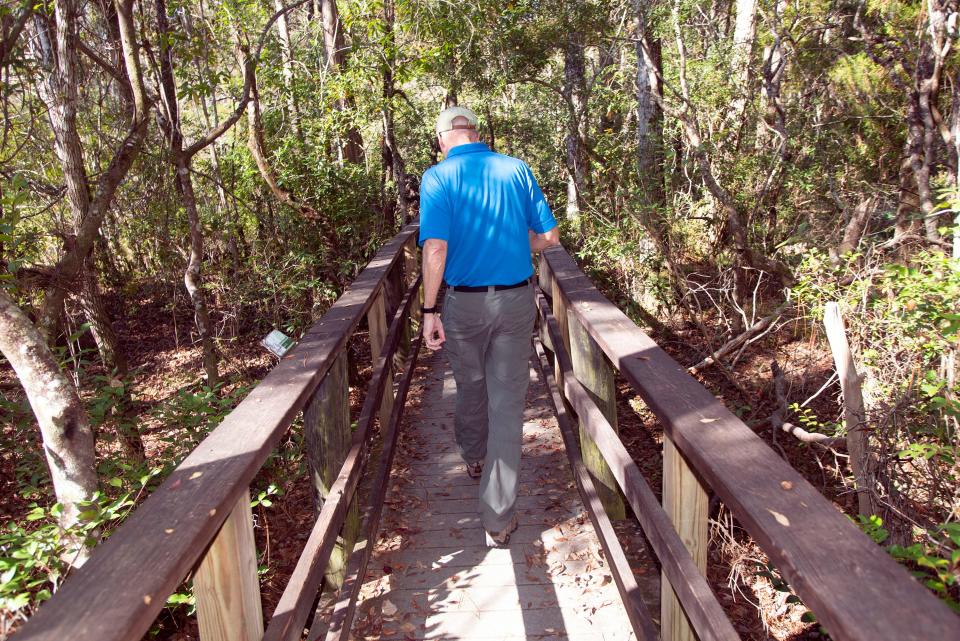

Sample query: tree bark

[635,0,665,212]
[30,2,144,373]
[380,0,409,229]
[156,0,219,386]
[0,289,98,560]
[273,0,302,141]
[320,0,363,164]
[831,196,878,263]
[755,0,786,151]
[79,252,127,375]
[727,0,757,132]
[563,26,587,221]
[911,5,951,243]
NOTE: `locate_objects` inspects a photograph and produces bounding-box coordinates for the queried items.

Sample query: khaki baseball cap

[436,106,478,134]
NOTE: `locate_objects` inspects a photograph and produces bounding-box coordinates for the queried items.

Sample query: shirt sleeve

[418,169,450,247]
[523,164,558,234]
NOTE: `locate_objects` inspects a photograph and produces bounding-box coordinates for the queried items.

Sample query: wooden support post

[384,259,404,321]
[660,437,708,641]
[567,312,626,520]
[824,301,876,517]
[397,239,419,369]
[367,287,395,426]
[405,237,422,331]
[537,256,554,354]
[304,352,359,588]
[194,489,264,641]
[551,277,571,400]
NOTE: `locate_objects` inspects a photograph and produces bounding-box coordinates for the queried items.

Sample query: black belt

[451,277,531,293]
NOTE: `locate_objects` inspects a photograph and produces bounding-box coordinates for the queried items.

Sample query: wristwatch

[422,305,439,314]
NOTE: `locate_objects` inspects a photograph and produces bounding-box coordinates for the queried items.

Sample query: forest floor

[0,281,846,640]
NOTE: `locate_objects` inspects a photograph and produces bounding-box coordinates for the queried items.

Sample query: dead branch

[769,360,843,447]
[688,302,789,373]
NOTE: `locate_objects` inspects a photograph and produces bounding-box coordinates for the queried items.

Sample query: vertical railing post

[398,237,420,368]
[567,312,627,520]
[194,489,264,641]
[661,437,708,641]
[537,255,554,354]
[543,252,625,519]
[367,285,395,425]
[550,268,571,400]
[304,352,358,588]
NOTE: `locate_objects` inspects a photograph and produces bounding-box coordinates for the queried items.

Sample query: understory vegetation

[1,0,958,638]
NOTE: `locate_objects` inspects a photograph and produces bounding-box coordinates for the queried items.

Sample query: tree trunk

[380,0,408,229]
[79,252,127,375]
[953,67,960,259]
[273,0,302,141]
[0,289,98,561]
[755,0,786,151]
[320,0,363,164]
[726,0,757,135]
[156,0,220,387]
[563,26,587,221]
[30,0,149,348]
[894,146,921,244]
[635,0,665,211]
[177,157,220,386]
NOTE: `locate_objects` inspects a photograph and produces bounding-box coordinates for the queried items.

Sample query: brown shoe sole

[485,515,519,547]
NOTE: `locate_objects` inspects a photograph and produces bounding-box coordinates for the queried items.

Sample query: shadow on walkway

[350,350,639,641]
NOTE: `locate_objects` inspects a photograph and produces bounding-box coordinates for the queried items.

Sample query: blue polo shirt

[418,142,557,286]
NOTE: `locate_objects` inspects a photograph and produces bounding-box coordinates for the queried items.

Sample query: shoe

[466,460,483,479]
[485,514,519,548]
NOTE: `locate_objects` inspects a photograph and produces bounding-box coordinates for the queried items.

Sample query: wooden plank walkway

[347,349,643,641]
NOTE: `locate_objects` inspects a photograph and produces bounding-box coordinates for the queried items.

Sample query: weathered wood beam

[194,489,264,641]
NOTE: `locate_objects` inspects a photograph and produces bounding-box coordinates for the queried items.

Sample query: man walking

[419,106,560,547]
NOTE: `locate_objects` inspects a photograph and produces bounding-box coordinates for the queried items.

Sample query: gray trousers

[442,282,536,532]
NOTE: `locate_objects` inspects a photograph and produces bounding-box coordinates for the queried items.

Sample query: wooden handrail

[16,224,420,641]
[321,332,424,641]
[263,276,422,641]
[536,293,740,641]
[539,246,960,641]
[532,335,660,641]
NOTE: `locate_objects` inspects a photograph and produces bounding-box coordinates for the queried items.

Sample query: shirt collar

[446,142,489,158]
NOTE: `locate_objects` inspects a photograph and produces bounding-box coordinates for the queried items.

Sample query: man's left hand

[423,313,446,350]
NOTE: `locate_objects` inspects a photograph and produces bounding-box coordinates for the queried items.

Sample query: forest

[0,0,958,638]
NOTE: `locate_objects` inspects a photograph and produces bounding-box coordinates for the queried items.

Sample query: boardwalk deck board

[349,351,644,641]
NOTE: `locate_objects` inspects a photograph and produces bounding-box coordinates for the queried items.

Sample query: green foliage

[855,514,890,545]
[888,523,960,612]
[788,403,842,438]
[0,467,160,618]
[151,383,252,464]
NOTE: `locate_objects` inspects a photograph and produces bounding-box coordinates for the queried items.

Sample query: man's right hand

[423,313,446,350]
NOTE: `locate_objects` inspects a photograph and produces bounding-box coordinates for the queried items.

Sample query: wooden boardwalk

[348,349,641,641]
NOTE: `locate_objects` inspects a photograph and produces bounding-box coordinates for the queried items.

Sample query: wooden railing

[16,223,424,641]
[534,246,960,641]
